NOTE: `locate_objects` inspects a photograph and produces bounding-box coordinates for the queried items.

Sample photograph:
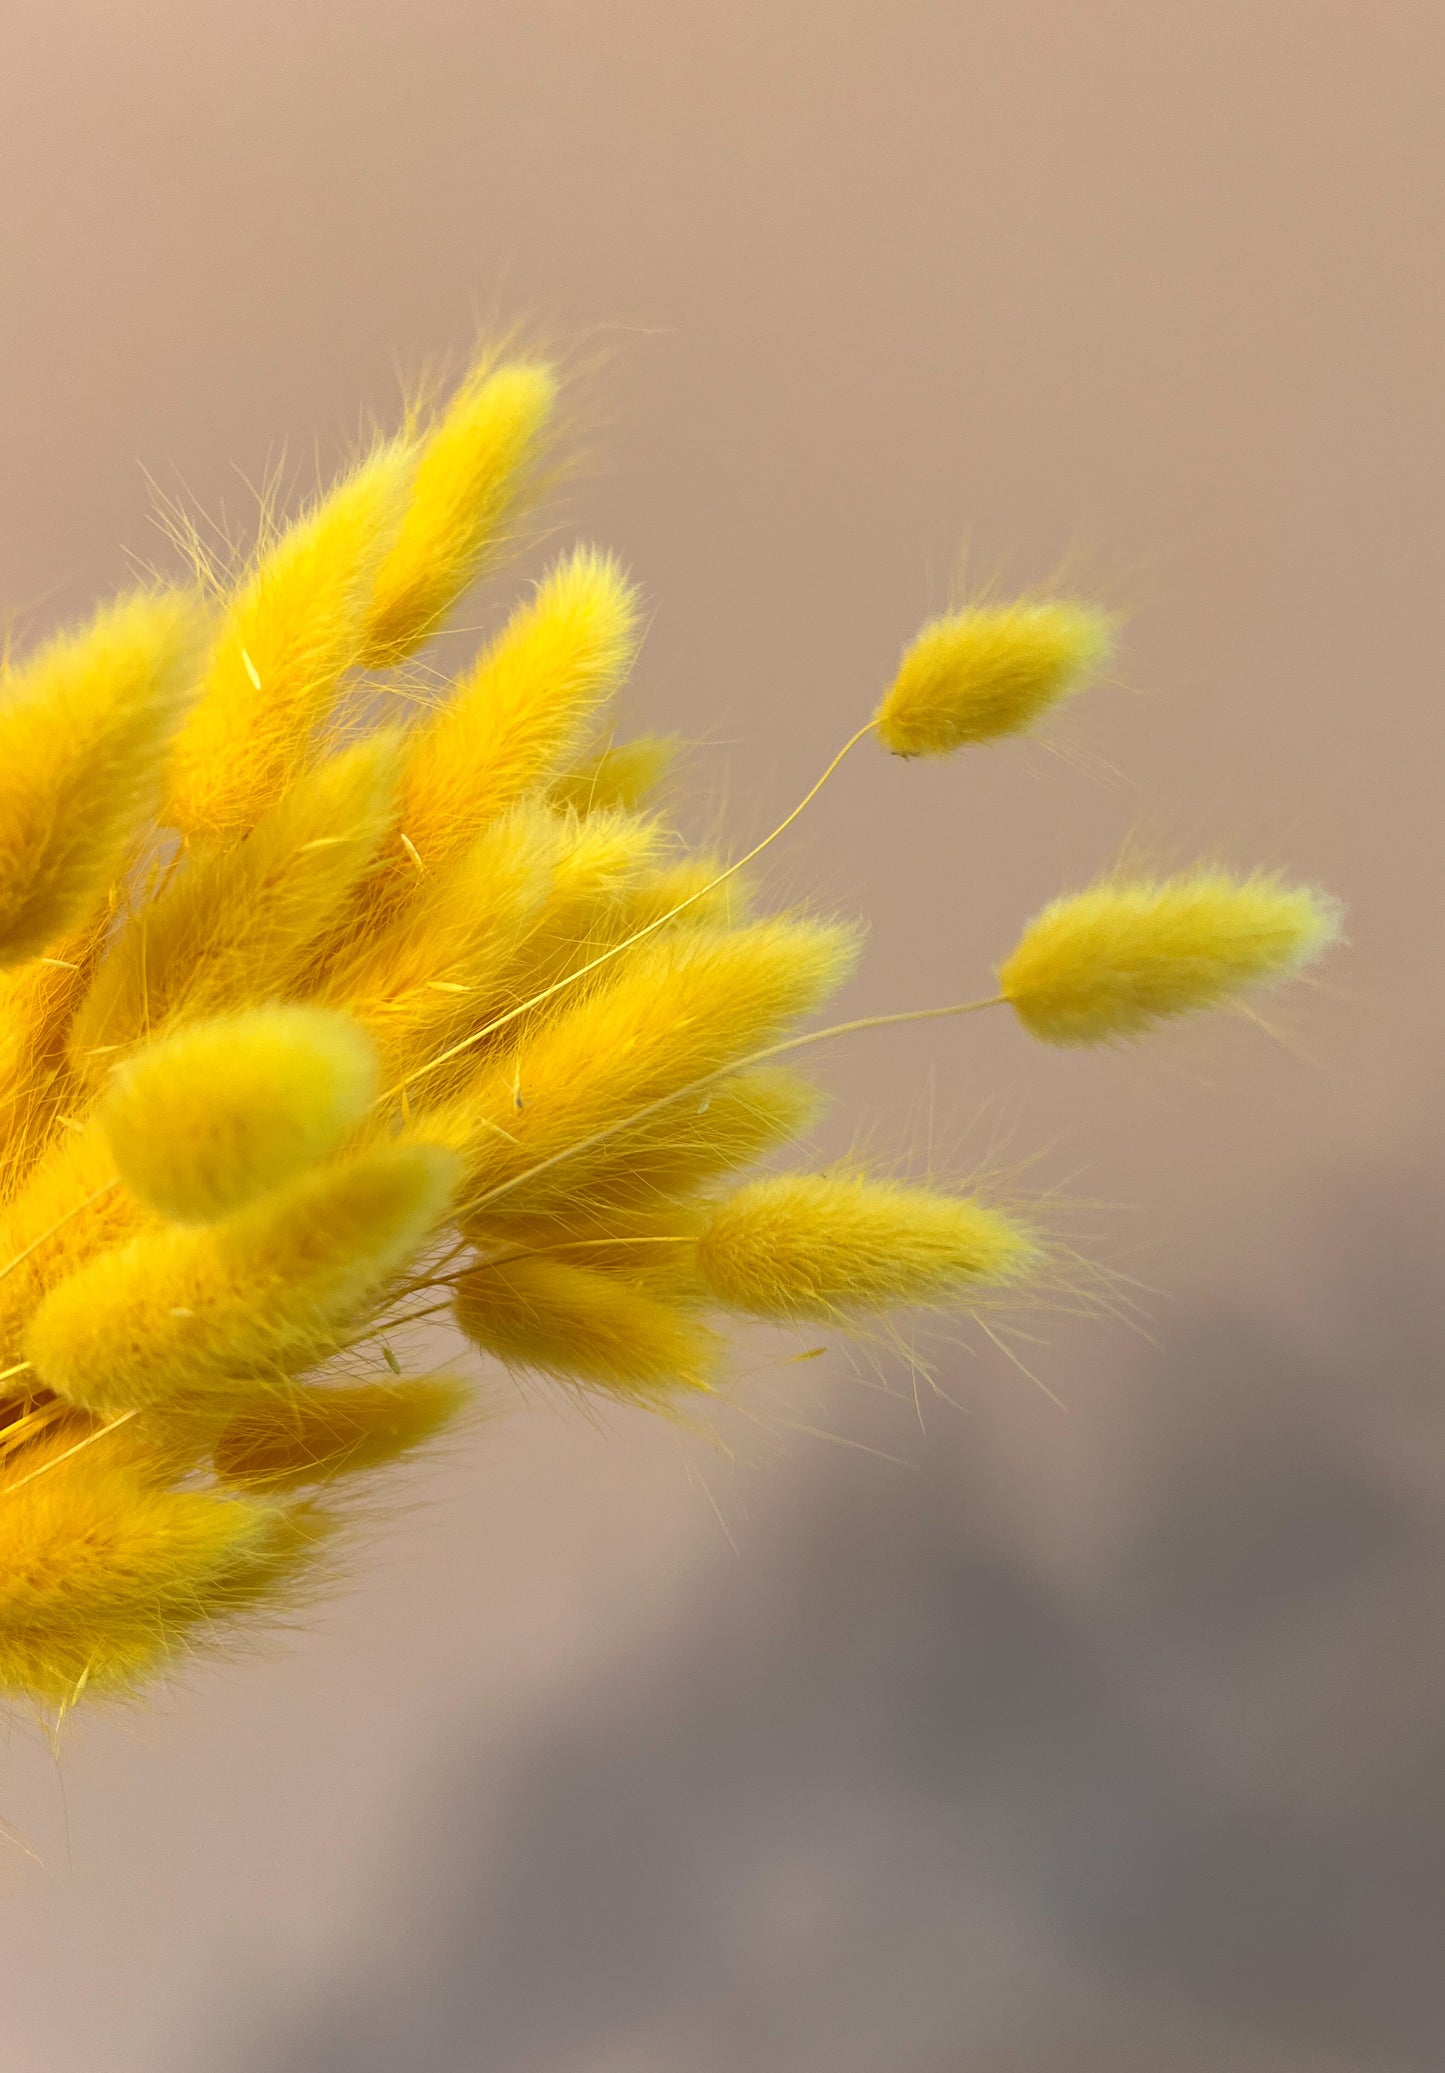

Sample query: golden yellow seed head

[213,1374,468,1491]
[997,870,1342,1045]
[99,1005,380,1223]
[455,1253,718,1399]
[874,599,1115,757]
[696,1170,1038,1320]
[363,360,558,666]
[25,1141,459,1427]
[0,340,1346,1710]
[0,1437,309,1703]
[0,590,206,963]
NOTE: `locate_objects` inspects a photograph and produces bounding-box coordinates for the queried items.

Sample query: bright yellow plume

[875,599,1114,756]
[0,591,204,963]
[696,1171,1038,1320]
[998,870,1342,1044]
[363,360,557,666]
[0,345,1340,1713]
[165,441,414,842]
[455,1253,719,1400]
[99,1005,379,1223]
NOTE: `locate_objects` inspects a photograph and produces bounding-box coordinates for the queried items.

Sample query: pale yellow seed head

[0,1436,309,1703]
[875,600,1115,757]
[696,1170,1038,1320]
[99,1005,380,1224]
[363,361,558,667]
[997,870,1343,1045]
[213,1374,467,1491]
[549,734,677,817]
[0,590,206,963]
[436,918,856,1219]
[26,1141,459,1428]
[70,729,402,1077]
[164,439,415,842]
[326,803,561,1086]
[396,545,642,874]
[455,1253,718,1400]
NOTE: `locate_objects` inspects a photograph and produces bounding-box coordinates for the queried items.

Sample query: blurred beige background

[1,3,1443,2068]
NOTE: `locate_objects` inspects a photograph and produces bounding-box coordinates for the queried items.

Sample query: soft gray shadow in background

[206,1155,1445,2073]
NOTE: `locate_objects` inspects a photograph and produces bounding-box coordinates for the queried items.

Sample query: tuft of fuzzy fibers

[0,591,205,963]
[393,547,641,878]
[875,600,1114,756]
[25,1143,458,1432]
[696,1170,1038,1320]
[363,360,557,666]
[0,342,1341,1711]
[213,1375,469,1492]
[0,1434,311,1704]
[431,918,857,1220]
[71,730,401,1078]
[998,870,1342,1044]
[165,442,415,842]
[455,1253,719,1400]
[549,734,677,817]
[99,1004,380,1223]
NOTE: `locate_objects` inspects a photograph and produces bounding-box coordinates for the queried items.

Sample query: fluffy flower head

[0,347,1340,1713]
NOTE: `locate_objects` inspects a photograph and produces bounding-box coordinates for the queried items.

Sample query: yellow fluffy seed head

[875,600,1115,756]
[326,804,560,1085]
[71,730,401,1077]
[98,1005,379,1224]
[435,919,855,1218]
[455,1254,718,1400]
[549,735,677,817]
[997,870,1343,1045]
[164,440,414,842]
[0,1121,142,1365]
[26,1142,458,1429]
[0,591,205,963]
[455,1066,822,1226]
[696,1171,1038,1320]
[0,1437,309,1704]
[396,547,641,875]
[0,917,106,1196]
[213,1374,468,1491]
[363,361,558,666]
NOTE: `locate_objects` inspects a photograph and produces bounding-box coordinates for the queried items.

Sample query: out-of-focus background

[2,4,1443,2067]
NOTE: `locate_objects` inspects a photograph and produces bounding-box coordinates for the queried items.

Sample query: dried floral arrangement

[0,355,1339,1713]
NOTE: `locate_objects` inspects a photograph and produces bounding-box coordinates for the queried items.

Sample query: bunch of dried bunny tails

[0,354,1339,1713]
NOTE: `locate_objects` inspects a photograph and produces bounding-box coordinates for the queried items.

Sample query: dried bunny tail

[0,590,206,964]
[362,359,558,666]
[548,734,678,817]
[695,1170,1039,1320]
[465,1199,707,1298]
[874,597,1116,757]
[0,915,109,1197]
[213,1373,469,1491]
[456,810,673,1037]
[324,803,561,1086]
[997,869,1343,1045]
[393,546,642,876]
[454,1254,719,1401]
[25,1142,459,1431]
[0,1120,138,1363]
[163,437,415,842]
[0,1434,318,1706]
[495,1065,824,1215]
[71,730,402,1076]
[429,918,857,1218]
[98,1005,379,1224]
